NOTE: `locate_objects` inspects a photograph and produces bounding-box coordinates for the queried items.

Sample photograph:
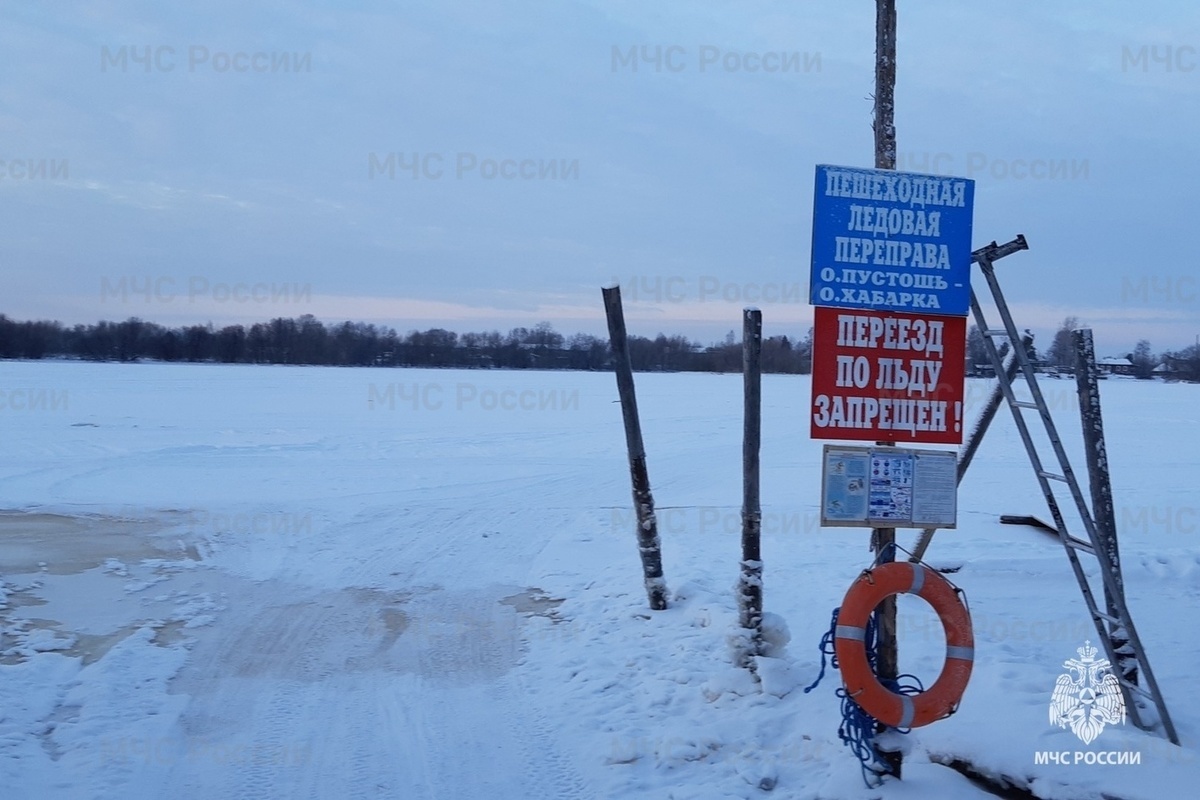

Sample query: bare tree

[1046,316,1082,371]
[966,324,989,374]
[1131,339,1154,379]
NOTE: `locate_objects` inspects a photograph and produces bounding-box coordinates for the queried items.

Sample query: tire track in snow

[392,586,594,799]
[401,587,531,798]
[150,573,594,799]
[162,580,407,798]
[140,498,599,799]
[509,671,593,800]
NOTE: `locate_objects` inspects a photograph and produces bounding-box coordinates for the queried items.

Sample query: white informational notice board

[820,444,957,529]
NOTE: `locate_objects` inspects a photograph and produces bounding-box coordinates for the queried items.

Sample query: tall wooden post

[737,308,764,668]
[873,0,897,172]
[1073,328,1135,683]
[871,0,902,778]
[602,286,668,610]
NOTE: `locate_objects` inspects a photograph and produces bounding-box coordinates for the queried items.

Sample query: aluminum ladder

[969,236,1179,745]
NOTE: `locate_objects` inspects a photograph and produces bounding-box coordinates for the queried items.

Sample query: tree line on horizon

[0,313,814,373]
[1,312,1197,381]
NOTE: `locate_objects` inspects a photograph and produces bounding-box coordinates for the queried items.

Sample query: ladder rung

[982,329,1008,337]
[1012,400,1039,409]
[1092,610,1123,626]
[1118,678,1154,700]
[1039,470,1068,482]
[1064,537,1095,554]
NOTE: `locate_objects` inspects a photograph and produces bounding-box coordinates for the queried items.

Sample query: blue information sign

[810,164,975,316]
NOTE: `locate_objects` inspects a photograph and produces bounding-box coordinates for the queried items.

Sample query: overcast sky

[3,0,1199,354]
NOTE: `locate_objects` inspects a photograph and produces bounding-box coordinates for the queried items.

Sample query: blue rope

[802,608,841,694]
[804,605,925,788]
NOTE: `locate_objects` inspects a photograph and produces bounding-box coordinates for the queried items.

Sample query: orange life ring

[834,562,973,729]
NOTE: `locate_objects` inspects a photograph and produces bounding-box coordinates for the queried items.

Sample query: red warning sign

[810,306,966,444]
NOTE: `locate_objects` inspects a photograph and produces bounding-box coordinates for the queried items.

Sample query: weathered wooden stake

[1073,327,1136,683]
[737,308,764,668]
[871,0,902,778]
[602,285,668,611]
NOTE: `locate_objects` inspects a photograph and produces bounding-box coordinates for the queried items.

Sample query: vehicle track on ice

[152,576,592,799]
[508,669,593,800]
[400,587,594,799]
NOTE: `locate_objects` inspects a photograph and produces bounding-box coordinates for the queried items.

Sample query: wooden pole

[602,286,668,611]
[871,0,901,778]
[873,0,898,172]
[737,308,764,668]
[1072,328,1136,683]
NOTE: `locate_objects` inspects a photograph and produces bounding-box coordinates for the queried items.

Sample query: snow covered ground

[0,361,1197,799]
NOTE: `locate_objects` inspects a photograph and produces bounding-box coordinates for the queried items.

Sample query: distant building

[1097,356,1134,376]
[1154,357,1195,380]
